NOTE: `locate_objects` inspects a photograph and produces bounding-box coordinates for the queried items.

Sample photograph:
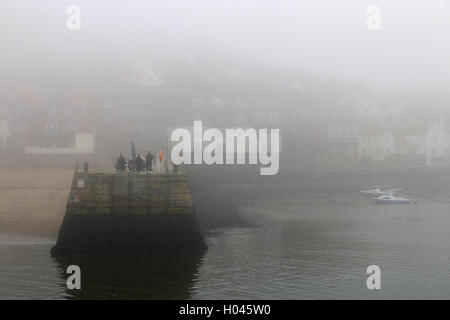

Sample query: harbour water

[1,196,450,299]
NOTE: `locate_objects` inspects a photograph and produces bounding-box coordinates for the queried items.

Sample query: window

[345,127,358,138]
[329,127,342,138]
[47,122,58,136]
[256,112,266,123]
[330,144,337,155]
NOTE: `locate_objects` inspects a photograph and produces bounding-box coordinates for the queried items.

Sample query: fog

[1,0,450,162]
[1,0,450,88]
[3,1,450,301]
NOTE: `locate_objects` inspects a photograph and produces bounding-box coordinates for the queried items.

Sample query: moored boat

[360,187,403,198]
[372,194,411,205]
[360,188,389,198]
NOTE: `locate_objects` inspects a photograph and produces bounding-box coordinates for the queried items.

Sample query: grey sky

[1,0,449,89]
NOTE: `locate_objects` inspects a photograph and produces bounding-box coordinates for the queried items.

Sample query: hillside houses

[357,120,450,166]
[1,60,450,172]
[394,121,450,165]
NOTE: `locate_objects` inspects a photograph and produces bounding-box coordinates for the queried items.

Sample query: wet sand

[0,167,73,238]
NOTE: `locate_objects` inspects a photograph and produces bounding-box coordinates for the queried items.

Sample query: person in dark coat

[135,154,144,172]
[117,154,126,173]
[145,150,154,171]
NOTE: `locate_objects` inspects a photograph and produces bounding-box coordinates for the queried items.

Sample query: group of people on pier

[116,150,162,173]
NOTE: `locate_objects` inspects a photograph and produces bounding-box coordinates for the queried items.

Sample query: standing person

[119,154,126,173]
[135,154,144,172]
[128,157,134,172]
[115,155,120,173]
[156,150,163,172]
[145,150,154,171]
[116,154,125,173]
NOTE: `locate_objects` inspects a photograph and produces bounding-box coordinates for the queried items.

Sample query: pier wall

[51,170,206,255]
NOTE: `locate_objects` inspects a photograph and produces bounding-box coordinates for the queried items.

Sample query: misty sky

[1,0,450,89]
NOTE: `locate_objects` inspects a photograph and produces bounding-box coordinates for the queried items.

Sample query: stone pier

[51,167,206,255]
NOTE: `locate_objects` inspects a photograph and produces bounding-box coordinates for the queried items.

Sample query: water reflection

[53,250,206,299]
[3,198,450,299]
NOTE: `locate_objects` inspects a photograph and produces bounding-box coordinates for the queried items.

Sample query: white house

[356,117,450,165]
[328,125,360,157]
[424,122,449,163]
[358,132,395,163]
[395,121,449,165]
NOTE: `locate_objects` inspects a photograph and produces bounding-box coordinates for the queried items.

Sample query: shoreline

[1,165,450,240]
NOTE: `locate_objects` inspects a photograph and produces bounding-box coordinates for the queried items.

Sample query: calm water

[1,198,450,299]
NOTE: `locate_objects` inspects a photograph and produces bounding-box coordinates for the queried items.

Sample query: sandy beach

[0,167,73,238]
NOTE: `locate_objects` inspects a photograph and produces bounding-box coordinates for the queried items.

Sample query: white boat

[372,194,411,205]
[361,188,384,197]
[360,187,403,198]
[360,188,389,198]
